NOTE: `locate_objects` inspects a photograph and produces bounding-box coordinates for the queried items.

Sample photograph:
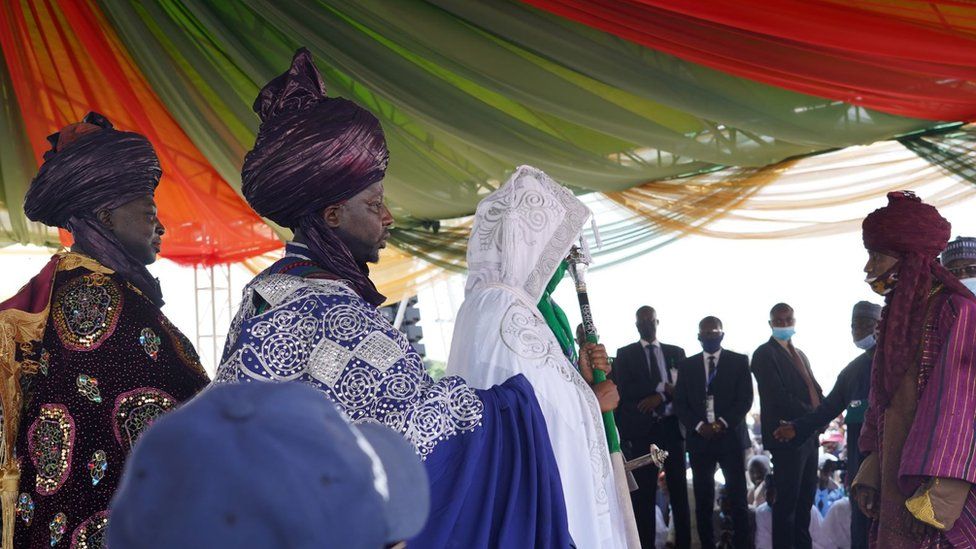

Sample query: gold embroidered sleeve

[905,476,971,531]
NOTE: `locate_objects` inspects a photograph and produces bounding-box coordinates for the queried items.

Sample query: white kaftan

[448,165,628,549]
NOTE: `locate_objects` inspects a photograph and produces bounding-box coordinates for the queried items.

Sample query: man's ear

[95,209,113,228]
[322,203,342,229]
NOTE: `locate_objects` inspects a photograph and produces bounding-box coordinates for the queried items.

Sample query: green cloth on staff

[538,260,578,363]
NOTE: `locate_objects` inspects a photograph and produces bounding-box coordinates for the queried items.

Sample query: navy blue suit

[674,349,752,548]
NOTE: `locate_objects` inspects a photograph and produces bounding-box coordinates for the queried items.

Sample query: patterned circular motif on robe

[500,304,551,360]
[27,404,75,495]
[445,382,485,431]
[248,309,318,380]
[51,274,123,351]
[405,403,449,454]
[70,510,108,549]
[322,303,374,341]
[381,409,407,432]
[259,332,311,380]
[112,388,176,452]
[384,373,420,401]
[334,367,379,410]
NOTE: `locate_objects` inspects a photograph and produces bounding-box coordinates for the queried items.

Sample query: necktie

[645,345,657,380]
[707,356,716,383]
[788,342,821,407]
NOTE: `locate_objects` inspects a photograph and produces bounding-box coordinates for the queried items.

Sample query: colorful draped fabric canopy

[1,0,975,284]
[522,0,976,120]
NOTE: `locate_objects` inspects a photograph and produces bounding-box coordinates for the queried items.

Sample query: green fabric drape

[96,0,937,222]
[537,261,577,362]
[0,51,58,248]
[900,126,976,188]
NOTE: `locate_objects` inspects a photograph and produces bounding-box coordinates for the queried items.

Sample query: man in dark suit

[674,316,753,548]
[752,303,823,549]
[773,301,880,549]
[615,305,690,548]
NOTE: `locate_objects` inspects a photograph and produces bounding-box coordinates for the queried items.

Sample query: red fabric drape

[522,0,976,121]
[0,0,281,266]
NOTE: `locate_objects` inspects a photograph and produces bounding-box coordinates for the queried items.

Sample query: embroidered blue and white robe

[214,246,573,548]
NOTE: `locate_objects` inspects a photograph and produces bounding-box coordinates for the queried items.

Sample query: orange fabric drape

[0,0,281,266]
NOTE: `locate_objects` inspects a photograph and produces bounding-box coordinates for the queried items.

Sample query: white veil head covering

[449,166,629,549]
[465,165,591,303]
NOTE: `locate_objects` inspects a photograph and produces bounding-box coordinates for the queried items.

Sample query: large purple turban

[242,48,388,305]
[861,191,968,406]
[23,112,164,305]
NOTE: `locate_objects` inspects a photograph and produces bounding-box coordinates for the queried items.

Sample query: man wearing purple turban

[0,113,209,549]
[215,49,573,547]
[851,191,976,548]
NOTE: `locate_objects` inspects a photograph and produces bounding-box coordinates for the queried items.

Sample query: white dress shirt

[695,349,729,432]
[641,339,673,415]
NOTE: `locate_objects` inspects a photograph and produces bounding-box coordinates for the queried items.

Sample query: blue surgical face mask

[771,326,795,341]
[699,334,724,354]
[962,278,976,295]
[853,333,876,350]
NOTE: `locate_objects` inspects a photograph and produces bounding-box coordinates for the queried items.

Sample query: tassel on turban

[242,48,388,305]
[24,112,164,305]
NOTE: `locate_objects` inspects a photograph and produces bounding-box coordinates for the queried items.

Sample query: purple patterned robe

[861,288,976,547]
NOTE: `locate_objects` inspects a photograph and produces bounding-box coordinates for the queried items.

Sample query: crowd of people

[1,46,975,549]
[596,301,877,549]
[593,227,976,549]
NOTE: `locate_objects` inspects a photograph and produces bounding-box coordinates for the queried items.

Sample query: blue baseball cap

[107,382,429,549]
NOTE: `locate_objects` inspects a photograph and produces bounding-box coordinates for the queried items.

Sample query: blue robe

[215,247,572,548]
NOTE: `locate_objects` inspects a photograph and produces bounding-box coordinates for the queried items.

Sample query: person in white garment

[448,165,630,549]
[820,497,853,549]
[756,473,824,549]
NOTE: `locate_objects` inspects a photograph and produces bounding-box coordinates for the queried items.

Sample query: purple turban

[24,112,164,305]
[861,191,968,406]
[242,48,388,305]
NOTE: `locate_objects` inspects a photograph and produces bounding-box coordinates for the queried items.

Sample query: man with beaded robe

[0,114,210,548]
[214,49,572,548]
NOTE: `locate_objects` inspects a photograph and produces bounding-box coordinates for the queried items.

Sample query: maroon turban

[23,112,164,305]
[862,191,967,406]
[242,48,388,305]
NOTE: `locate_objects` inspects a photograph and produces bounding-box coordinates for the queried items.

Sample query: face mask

[866,265,898,296]
[699,334,724,354]
[771,326,795,341]
[962,278,976,295]
[853,333,876,350]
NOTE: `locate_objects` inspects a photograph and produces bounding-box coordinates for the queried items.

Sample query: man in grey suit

[752,303,823,549]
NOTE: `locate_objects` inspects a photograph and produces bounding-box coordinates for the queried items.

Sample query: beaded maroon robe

[1,253,208,548]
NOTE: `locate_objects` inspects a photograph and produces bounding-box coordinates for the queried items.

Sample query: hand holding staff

[566,240,642,548]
